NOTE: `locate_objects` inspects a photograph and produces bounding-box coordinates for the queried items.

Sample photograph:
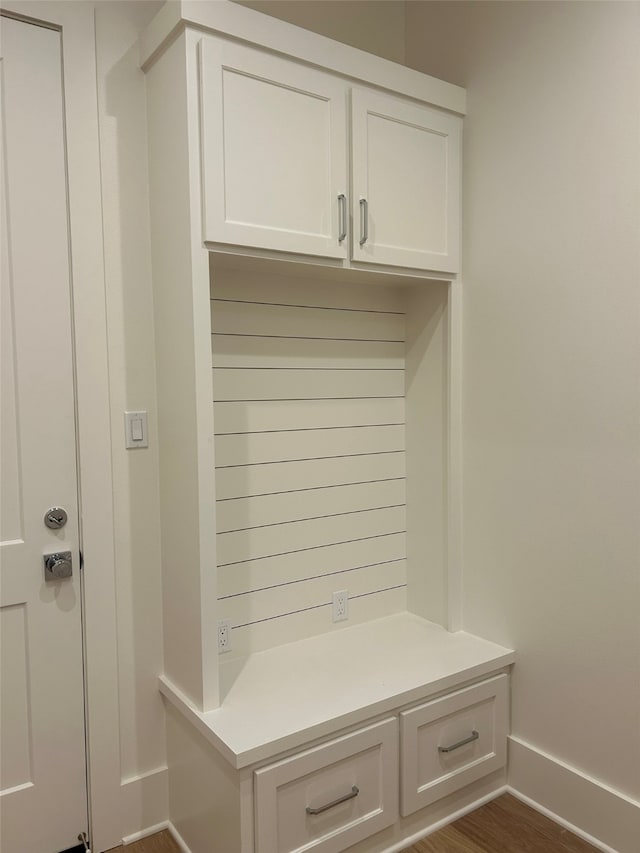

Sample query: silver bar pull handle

[306,785,359,815]
[438,730,479,754]
[359,198,368,245]
[338,194,347,242]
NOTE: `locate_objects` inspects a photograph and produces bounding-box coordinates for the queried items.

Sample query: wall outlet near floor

[332,590,348,623]
[217,618,232,653]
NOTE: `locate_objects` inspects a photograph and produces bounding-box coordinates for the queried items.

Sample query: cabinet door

[351,89,461,272]
[200,38,348,259]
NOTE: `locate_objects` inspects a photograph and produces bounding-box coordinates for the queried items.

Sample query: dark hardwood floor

[112,793,600,853]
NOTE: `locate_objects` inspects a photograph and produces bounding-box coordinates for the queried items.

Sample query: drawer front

[254,717,398,853]
[400,674,508,816]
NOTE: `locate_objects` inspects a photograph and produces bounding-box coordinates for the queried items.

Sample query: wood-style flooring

[108,831,179,853]
[404,795,599,853]
[113,793,600,853]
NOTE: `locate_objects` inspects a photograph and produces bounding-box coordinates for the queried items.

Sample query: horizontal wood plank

[217,505,406,565]
[219,560,406,626]
[212,333,405,369]
[215,424,405,466]
[211,268,407,313]
[212,367,404,401]
[214,397,405,435]
[218,532,406,598]
[211,300,405,341]
[215,452,406,499]
[227,585,407,658]
[216,479,406,532]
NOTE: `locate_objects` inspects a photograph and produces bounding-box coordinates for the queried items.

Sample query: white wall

[406,1,640,846]
[232,0,406,63]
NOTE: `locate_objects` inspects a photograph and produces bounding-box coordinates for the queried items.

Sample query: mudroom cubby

[209,256,451,662]
[142,3,513,850]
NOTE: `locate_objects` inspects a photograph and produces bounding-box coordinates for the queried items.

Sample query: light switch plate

[124,410,149,449]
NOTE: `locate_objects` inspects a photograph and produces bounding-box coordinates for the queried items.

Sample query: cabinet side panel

[405,285,448,625]
[146,36,205,708]
[166,702,247,853]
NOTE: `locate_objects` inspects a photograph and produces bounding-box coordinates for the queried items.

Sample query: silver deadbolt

[44,507,68,530]
[44,551,73,581]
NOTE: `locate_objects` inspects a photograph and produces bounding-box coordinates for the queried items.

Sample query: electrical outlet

[217,619,232,653]
[332,590,348,623]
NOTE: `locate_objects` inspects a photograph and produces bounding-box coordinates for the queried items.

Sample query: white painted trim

[0,3,122,851]
[211,244,457,282]
[167,821,193,853]
[510,736,640,809]
[139,0,466,115]
[446,278,463,631]
[122,821,170,846]
[508,735,640,853]
[120,765,169,787]
[506,788,620,853]
[120,766,169,845]
[380,786,508,853]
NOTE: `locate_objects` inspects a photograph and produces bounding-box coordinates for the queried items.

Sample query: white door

[351,88,461,273]
[1,15,88,853]
[199,37,348,259]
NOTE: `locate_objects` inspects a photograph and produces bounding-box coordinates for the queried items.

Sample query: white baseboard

[508,735,640,853]
[120,766,169,844]
[167,821,193,853]
[122,820,170,846]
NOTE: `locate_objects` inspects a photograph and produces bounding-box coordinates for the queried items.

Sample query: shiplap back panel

[212,269,407,657]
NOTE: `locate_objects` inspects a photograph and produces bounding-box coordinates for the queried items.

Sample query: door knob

[44,551,73,580]
[44,507,68,530]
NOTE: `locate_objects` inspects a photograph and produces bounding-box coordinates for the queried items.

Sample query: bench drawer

[400,674,508,815]
[254,717,398,853]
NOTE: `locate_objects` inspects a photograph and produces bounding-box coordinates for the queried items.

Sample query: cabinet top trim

[140,0,467,115]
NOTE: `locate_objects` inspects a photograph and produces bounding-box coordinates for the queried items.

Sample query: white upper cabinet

[198,33,461,273]
[351,89,461,273]
[200,38,349,259]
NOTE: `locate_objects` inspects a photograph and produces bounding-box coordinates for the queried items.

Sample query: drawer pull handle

[359,198,368,245]
[338,194,347,242]
[438,730,479,754]
[306,785,359,815]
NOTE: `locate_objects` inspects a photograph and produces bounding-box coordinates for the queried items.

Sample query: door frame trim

[2,4,123,850]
